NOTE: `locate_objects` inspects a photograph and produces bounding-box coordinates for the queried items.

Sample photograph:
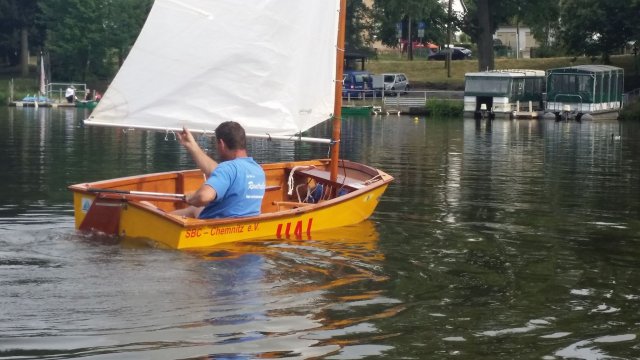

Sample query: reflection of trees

[338,116,466,227]
[0,107,192,204]
[367,117,640,359]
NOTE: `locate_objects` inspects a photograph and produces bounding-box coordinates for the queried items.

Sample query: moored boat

[69,0,393,249]
[464,69,545,119]
[341,105,373,116]
[544,65,624,121]
[75,100,98,109]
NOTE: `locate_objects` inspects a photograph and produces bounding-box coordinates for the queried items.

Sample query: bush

[619,100,640,121]
[0,77,37,105]
[530,46,565,58]
[426,99,463,117]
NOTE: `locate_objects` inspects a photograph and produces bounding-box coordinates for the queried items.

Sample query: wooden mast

[330,0,346,183]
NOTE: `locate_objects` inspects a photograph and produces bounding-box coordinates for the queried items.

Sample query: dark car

[428,47,472,60]
[342,70,374,98]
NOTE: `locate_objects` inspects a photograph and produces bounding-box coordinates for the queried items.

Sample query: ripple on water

[0,221,402,359]
[554,334,637,360]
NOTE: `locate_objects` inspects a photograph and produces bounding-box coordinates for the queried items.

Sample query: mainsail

[86,0,340,141]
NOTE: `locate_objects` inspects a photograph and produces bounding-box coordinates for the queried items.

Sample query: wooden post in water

[330,0,347,183]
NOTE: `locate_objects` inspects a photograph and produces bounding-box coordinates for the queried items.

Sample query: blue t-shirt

[198,157,266,219]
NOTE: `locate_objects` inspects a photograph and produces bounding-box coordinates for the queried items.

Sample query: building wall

[494,26,539,58]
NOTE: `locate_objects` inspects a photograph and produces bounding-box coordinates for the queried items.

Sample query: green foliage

[619,100,640,121]
[559,0,638,63]
[346,0,374,51]
[373,0,447,48]
[0,77,38,104]
[38,0,152,82]
[426,98,463,116]
[519,0,560,48]
[530,45,565,59]
[0,0,45,67]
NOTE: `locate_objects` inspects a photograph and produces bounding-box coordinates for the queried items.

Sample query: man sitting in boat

[171,121,266,219]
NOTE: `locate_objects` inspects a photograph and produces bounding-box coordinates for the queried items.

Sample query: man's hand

[177,126,218,178]
[177,127,198,151]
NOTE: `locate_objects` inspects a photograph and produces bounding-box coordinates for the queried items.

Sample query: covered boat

[69,0,393,249]
[545,65,624,121]
[463,69,545,119]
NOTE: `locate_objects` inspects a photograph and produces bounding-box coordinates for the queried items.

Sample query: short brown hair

[215,121,246,150]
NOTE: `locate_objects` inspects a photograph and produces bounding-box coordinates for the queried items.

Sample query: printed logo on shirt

[248,181,266,190]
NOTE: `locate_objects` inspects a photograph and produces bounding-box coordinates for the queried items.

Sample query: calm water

[1,107,639,359]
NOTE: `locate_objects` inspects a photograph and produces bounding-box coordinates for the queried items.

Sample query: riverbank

[367,54,639,91]
[3,54,639,104]
[620,100,640,120]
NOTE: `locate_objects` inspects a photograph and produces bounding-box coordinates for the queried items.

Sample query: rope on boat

[287,165,316,196]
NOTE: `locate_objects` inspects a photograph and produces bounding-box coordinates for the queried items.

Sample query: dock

[10,101,76,108]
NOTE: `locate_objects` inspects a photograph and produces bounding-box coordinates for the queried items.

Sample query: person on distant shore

[65,86,76,103]
[172,121,266,219]
[85,89,92,101]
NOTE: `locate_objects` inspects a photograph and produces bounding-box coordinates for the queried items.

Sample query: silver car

[383,73,410,95]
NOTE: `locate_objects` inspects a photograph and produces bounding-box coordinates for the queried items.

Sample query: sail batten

[86,0,341,135]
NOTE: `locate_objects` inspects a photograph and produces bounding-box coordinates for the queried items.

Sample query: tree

[559,0,637,63]
[345,0,375,53]
[0,0,43,75]
[373,0,446,60]
[460,0,519,71]
[518,0,560,51]
[38,0,151,82]
[102,0,153,67]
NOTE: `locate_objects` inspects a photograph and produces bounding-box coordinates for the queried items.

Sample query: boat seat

[294,168,364,190]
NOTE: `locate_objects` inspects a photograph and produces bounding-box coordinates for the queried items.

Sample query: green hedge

[426,99,464,117]
[619,100,640,121]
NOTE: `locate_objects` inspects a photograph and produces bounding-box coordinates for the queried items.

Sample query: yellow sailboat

[69,0,393,249]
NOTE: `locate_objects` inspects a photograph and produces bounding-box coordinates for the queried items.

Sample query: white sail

[86,0,340,139]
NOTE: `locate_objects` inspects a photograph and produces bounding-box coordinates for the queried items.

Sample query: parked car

[342,70,374,98]
[382,73,410,95]
[428,47,472,60]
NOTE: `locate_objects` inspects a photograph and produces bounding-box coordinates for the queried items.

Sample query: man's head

[215,121,247,160]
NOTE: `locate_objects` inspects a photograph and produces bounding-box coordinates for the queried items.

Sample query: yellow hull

[70,159,392,249]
